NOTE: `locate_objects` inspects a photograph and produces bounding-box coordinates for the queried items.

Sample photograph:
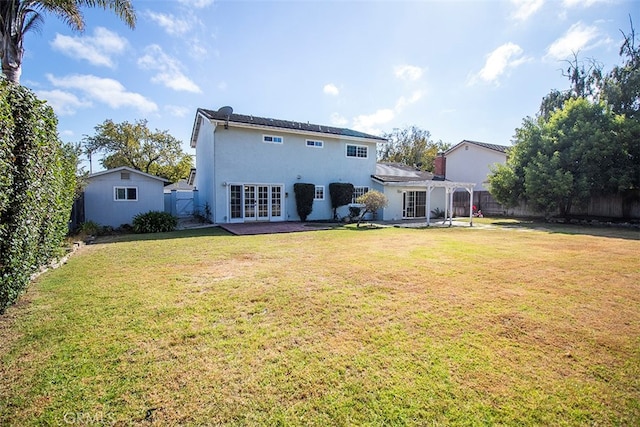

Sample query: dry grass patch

[1,224,639,425]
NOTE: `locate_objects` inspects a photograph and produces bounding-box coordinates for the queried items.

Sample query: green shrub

[78,221,100,236]
[329,182,354,220]
[0,79,77,314]
[293,183,315,221]
[132,211,177,233]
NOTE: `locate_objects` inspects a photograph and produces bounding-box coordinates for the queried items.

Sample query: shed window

[114,187,137,201]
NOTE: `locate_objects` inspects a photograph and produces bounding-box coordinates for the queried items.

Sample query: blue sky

[19,0,637,170]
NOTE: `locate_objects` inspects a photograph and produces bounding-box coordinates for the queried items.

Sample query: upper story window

[263,135,283,144]
[314,185,325,200]
[346,144,368,158]
[114,187,137,201]
[306,139,324,148]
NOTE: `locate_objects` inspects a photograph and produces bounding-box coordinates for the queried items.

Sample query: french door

[229,184,284,222]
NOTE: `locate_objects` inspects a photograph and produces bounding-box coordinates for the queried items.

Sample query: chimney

[434,151,446,179]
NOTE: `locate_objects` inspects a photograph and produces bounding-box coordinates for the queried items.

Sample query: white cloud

[138,45,202,93]
[46,74,157,113]
[352,109,394,135]
[562,0,604,7]
[36,89,91,115]
[330,113,348,127]
[50,27,127,68]
[395,90,423,112]
[394,65,424,81]
[545,22,600,60]
[146,11,192,36]
[165,105,190,118]
[178,0,214,7]
[323,83,339,96]
[471,42,530,85]
[510,0,544,21]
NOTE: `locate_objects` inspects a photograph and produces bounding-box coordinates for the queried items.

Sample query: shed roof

[87,166,169,183]
[196,108,388,142]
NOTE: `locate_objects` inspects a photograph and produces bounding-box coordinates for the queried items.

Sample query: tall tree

[83,119,193,183]
[0,0,135,84]
[490,98,632,218]
[378,126,449,171]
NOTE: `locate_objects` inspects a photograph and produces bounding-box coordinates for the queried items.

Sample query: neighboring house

[441,140,509,215]
[443,140,508,191]
[84,166,168,227]
[190,108,386,223]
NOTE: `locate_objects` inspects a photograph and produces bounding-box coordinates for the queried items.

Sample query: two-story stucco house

[190,108,387,223]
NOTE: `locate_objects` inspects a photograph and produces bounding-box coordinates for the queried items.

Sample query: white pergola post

[469,187,473,226]
[426,184,435,226]
[448,188,454,227]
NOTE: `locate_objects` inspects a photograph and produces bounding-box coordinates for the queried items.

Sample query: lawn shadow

[89,226,232,245]
[491,219,640,241]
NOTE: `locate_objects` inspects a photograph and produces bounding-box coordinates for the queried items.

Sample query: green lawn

[1,223,639,425]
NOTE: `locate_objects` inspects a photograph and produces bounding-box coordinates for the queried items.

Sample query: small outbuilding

[84,166,168,228]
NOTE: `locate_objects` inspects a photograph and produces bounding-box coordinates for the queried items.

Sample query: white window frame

[114,186,138,201]
[306,139,324,148]
[263,134,283,144]
[314,185,325,200]
[346,144,368,158]
[352,186,369,203]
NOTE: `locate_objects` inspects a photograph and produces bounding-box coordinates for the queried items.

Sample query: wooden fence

[452,190,640,220]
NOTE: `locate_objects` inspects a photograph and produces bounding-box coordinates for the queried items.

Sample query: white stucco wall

[195,121,378,223]
[193,117,215,217]
[84,170,165,227]
[446,143,506,191]
[377,184,447,221]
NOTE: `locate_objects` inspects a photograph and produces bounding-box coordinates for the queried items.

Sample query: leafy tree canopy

[355,190,388,227]
[378,126,449,172]
[83,119,193,183]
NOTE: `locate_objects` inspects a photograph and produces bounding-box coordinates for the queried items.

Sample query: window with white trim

[306,139,323,148]
[114,187,137,201]
[314,185,325,200]
[263,134,283,144]
[352,186,369,203]
[346,144,368,158]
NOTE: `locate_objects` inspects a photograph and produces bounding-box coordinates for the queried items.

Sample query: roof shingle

[198,108,387,141]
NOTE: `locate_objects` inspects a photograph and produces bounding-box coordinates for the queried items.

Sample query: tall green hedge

[293,183,315,221]
[329,182,354,219]
[0,80,77,314]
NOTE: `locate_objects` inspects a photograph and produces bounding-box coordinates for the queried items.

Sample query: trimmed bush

[293,183,315,221]
[0,79,77,314]
[329,182,354,220]
[132,211,177,233]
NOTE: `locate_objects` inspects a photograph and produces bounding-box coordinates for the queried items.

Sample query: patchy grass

[1,224,639,425]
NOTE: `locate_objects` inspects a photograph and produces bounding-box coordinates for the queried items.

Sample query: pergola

[379,180,477,226]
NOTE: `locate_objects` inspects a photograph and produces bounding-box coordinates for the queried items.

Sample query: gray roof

[197,108,387,141]
[446,140,509,155]
[372,163,435,183]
